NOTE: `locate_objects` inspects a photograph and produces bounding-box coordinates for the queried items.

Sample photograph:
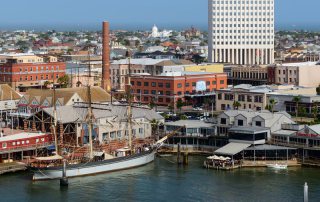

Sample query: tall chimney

[101,21,111,92]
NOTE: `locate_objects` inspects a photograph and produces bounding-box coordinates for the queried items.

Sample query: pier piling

[183,152,188,165]
[60,159,68,187]
[177,143,182,165]
[304,182,308,202]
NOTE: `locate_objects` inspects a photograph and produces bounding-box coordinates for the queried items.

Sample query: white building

[208,0,275,65]
[150,25,172,38]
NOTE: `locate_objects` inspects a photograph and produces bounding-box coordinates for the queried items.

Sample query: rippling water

[0,156,320,202]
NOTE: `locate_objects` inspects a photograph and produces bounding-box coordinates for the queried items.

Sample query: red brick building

[130,72,228,106]
[0,54,66,91]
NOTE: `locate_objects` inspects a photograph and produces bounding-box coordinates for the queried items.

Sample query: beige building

[268,62,320,87]
[215,84,319,112]
[215,85,267,112]
[230,66,268,85]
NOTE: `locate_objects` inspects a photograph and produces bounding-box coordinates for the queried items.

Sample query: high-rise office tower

[208,0,275,65]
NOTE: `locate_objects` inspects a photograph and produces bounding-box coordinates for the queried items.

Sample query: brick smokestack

[101,21,111,92]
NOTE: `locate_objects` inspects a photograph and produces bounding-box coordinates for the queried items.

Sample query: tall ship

[28,22,168,180]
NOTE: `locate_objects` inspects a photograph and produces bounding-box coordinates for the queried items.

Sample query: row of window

[212,0,273,4]
[17,66,60,72]
[218,93,263,103]
[103,128,144,140]
[131,80,225,88]
[213,41,273,45]
[135,89,215,96]
[214,35,273,40]
[212,29,273,34]
[1,138,45,148]
[19,74,59,81]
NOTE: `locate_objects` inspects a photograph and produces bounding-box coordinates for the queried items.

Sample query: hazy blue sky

[0,0,319,30]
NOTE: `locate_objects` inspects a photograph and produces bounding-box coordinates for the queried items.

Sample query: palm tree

[292,96,301,117]
[233,101,241,110]
[150,119,160,140]
[312,103,319,121]
[269,98,278,113]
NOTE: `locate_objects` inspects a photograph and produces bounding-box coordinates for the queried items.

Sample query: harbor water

[1,156,320,202]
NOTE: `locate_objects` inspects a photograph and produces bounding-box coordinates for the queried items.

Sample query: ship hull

[32,150,156,180]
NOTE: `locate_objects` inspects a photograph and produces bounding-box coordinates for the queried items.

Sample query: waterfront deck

[0,162,27,175]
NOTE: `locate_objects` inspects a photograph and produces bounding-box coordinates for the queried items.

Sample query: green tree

[312,104,319,121]
[298,106,307,117]
[176,98,184,113]
[149,98,156,109]
[168,102,174,113]
[233,101,241,110]
[150,119,160,137]
[269,98,278,113]
[154,39,161,46]
[57,75,70,88]
[292,96,301,117]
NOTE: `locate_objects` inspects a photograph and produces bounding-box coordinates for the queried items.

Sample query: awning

[35,155,63,161]
[214,142,251,156]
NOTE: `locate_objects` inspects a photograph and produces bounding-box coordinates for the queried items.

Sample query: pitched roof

[40,104,164,124]
[0,84,21,101]
[22,86,111,106]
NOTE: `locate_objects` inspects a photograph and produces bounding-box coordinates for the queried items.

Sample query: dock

[0,162,27,175]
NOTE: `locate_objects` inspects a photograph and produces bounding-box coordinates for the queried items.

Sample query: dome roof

[152,24,158,32]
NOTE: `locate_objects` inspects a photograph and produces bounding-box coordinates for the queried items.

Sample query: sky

[0,0,319,31]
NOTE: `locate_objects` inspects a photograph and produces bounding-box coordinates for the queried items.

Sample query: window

[220,80,225,84]
[144,82,149,86]
[192,82,196,87]
[220,118,227,124]
[218,93,222,100]
[206,81,210,86]
[151,90,156,95]
[151,82,156,87]
[177,83,182,88]
[212,81,217,85]
[256,121,262,127]
[2,143,7,148]
[158,83,163,87]
[144,90,149,94]
[166,83,171,88]
[110,131,116,139]
[186,83,190,87]
[238,120,244,126]
[137,81,142,86]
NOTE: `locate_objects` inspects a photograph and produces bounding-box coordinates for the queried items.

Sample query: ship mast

[87,47,94,159]
[52,76,59,155]
[126,51,133,153]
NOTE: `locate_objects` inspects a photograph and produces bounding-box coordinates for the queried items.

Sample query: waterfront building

[267,62,320,87]
[164,120,228,149]
[216,110,294,137]
[25,103,164,148]
[0,54,66,91]
[130,72,227,106]
[16,86,111,116]
[0,132,52,162]
[208,0,275,65]
[271,123,320,160]
[0,84,21,117]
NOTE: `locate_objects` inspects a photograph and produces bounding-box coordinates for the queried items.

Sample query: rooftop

[165,120,215,128]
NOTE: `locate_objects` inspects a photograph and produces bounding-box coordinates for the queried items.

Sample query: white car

[193,107,203,111]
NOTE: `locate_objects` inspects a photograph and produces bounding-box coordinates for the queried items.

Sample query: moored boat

[266,163,288,169]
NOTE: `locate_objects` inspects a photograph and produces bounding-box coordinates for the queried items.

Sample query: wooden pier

[0,162,27,175]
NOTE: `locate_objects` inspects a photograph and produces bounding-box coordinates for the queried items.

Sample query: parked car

[192,107,203,111]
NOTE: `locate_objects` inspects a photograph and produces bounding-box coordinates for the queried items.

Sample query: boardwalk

[0,162,26,175]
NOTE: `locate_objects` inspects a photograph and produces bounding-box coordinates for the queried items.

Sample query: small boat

[266,163,288,169]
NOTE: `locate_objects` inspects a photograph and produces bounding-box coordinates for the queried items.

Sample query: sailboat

[29,52,165,181]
